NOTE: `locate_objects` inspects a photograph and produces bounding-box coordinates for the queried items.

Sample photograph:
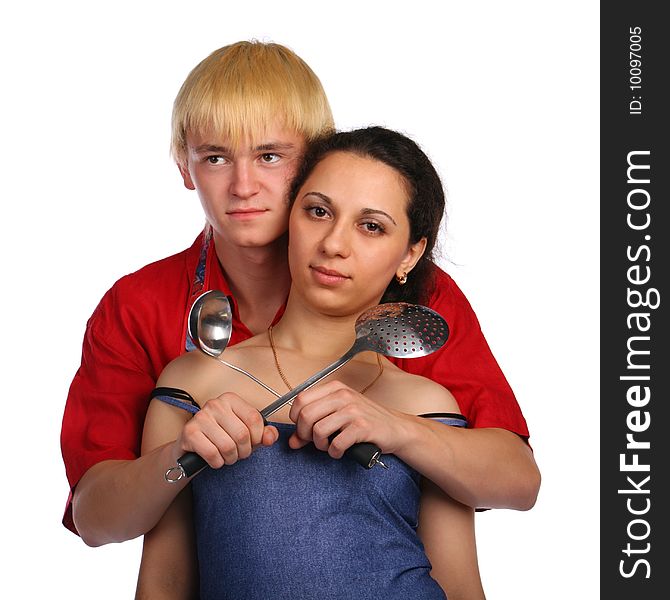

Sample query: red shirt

[61,230,529,534]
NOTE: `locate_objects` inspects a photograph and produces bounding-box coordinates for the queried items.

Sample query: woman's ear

[396,237,427,281]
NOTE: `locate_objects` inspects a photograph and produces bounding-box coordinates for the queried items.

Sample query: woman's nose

[319,223,351,258]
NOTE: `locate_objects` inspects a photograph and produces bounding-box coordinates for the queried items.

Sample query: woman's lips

[310,265,350,286]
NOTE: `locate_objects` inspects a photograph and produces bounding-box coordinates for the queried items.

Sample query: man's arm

[61,266,188,539]
[72,444,187,547]
[74,358,279,546]
[398,419,540,510]
[72,380,193,546]
[399,265,540,509]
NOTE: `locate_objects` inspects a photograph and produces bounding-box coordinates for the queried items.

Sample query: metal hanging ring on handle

[165,464,187,483]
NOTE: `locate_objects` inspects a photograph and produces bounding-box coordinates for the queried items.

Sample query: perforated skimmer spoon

[170,302,449,481]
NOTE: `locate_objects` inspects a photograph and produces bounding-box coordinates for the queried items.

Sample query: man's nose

[230,161,260,199]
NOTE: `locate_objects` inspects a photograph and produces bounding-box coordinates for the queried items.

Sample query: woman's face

[288,151,426,317]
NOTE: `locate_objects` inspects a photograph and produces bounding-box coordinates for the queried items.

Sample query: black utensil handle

[175,414,270,478]
[328,433,382,469]
[177,451,207,477]
[347,442,383,469]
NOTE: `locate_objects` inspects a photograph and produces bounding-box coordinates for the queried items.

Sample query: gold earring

[396,272,408,285]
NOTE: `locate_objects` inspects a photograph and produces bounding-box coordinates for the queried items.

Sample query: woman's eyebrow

[361,208,397,226]
[302,192,398,226]
[302,191,332,204]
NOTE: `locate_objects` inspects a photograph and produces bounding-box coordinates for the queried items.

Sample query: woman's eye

[307,206,329,218]
[362,222,384,234]
[260,153,280,164]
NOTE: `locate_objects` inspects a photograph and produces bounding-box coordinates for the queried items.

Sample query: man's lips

[226,208,268,219]
[310,265,350,285]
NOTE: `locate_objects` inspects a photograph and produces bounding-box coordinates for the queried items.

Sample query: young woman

[136,127,486,599]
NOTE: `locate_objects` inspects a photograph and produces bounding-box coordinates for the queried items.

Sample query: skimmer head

[354,302,449,358]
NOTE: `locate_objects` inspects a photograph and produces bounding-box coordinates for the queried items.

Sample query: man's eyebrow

[302,192,398,225]
[192,142,297,154]
[254,142,297,152]
[193,144,231,154]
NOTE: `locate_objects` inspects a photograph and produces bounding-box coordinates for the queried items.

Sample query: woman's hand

[175,392,278,469]
[287,380,407,458]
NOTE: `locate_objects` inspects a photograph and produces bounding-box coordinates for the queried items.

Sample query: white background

[1,1,599,598]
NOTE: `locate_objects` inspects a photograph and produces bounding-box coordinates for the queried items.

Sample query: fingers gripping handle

[165,414,271,483]
[165,419,388,483]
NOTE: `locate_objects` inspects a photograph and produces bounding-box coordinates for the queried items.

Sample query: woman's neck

[267,291,369,361]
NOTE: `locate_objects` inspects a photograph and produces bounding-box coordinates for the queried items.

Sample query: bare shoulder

[157,336,277,409]
[215,334,277,379]
[376,363,461,415]
[223,333,269,359]
[156,350,222,402]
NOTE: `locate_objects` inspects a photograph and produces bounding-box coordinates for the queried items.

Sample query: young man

[61,41,540,547]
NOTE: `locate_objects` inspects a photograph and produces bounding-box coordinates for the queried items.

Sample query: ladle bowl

[188,290,233,358]
[188,290,281,398]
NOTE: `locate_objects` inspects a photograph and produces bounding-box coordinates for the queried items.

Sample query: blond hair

[171,41,334,164]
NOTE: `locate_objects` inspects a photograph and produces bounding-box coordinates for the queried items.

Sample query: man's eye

[207,156,226,165]
[260,153,280,163]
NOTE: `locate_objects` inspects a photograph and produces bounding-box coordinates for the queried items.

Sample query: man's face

[180,125,306,250]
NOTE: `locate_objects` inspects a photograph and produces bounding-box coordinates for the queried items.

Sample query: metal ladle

[188,290,281,398]
[171,302,449,480]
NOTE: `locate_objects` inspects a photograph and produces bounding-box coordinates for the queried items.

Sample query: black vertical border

[601,3,669,597]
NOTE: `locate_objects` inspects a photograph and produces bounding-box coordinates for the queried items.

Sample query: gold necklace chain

[267,325,384,396]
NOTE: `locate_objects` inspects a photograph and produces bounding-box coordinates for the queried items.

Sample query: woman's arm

[418,478,486,600]
[135,486,199,599]
[396,375,539,509]
[135,397,200,599]
[288,377,539,510]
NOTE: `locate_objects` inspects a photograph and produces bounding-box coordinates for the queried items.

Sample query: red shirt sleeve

[391,266,530,438]
[60,255,190,534]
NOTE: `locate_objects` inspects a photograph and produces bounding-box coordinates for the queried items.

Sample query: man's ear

[178,163,196,191]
